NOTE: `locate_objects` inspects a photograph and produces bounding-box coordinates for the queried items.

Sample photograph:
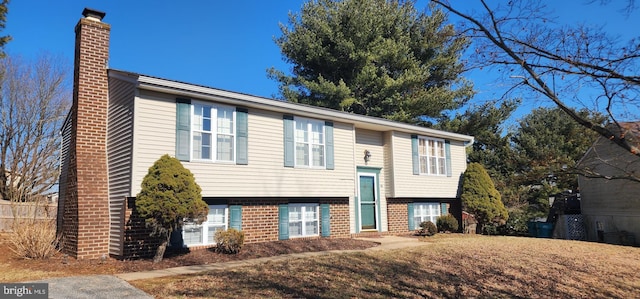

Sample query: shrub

[9,219,59,259]
[418,221,438,236]
[436,214,459,232]
[214,228,245,254]
[136,154,208,263]
[461,163,508,232]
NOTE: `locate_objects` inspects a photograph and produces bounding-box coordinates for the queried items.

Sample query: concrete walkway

[116,235,426,281]
[32,236,426,299]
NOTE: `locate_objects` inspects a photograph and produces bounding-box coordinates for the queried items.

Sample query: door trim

[356,166,381,233]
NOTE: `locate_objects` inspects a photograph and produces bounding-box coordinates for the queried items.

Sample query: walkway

[117,235,426,281]
[33,235,427,299]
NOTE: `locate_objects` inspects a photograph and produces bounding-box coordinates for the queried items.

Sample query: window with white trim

[183,205,228,246]
[413,203,441,229]
[192,103,235,162]
[295,118,325,167]
[419,137,446,175]
[289,204,319,237]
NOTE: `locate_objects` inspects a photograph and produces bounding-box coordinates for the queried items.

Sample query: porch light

[364,150,371,163]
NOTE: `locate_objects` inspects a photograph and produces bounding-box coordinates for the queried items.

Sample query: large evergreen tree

[136,155,208,263]
[511,107,605,190]
[269,0,473,124]
[461,162,508,233]
[0,0,10,57]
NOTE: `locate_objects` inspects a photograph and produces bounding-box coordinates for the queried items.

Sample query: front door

[359,174,377,230]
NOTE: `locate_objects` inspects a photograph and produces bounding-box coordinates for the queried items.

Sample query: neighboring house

[577,122,640,246]
[57,8,474,259]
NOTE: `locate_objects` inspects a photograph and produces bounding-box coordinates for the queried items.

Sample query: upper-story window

[295,117,325,167]
[192,103,235,162]
[418,137,446,175]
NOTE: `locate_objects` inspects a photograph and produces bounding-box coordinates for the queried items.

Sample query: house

[577,122,640,246]
[56,8,474,259]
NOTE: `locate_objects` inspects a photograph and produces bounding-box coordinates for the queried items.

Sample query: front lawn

[131,235,640,298]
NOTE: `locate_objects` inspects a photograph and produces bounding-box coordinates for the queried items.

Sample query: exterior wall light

[364,150,371,163]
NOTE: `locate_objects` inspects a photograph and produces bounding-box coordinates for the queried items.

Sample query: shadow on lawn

[155,241,639,299]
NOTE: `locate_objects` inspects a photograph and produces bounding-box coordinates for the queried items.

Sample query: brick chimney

[60,8,111,259]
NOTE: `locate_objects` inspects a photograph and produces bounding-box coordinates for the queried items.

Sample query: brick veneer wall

[229,197,351,243]
[387,198,411,233]
[229,198,285,243]
[60,12,111,259]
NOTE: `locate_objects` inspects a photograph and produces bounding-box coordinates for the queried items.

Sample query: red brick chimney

[60,8,111,259]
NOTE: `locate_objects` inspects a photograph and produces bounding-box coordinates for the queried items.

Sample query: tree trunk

[153,232,170,263]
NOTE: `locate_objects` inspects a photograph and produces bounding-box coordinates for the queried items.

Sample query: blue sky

[4,0,639,118]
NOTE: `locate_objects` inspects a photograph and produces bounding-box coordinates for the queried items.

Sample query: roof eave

[110,70,474,143]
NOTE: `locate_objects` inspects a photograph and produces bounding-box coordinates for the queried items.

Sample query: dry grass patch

[132,235,640,299]
[0,234,377,282]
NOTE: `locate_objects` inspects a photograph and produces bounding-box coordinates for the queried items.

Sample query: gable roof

[109,69,474,144]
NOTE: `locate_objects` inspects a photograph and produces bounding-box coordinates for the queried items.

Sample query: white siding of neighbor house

[578,137,640,242]
[391,131,466,198]
[131,90,356,198]
[355,128,388,232]
[107,76,136,256]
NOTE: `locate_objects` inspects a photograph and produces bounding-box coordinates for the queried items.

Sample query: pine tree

[269,0,473,124]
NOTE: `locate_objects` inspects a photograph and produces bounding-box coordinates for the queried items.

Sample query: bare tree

[0,54,70,206]
[431,0,640,163]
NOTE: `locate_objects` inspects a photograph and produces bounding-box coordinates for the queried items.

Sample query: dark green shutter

[441,202,448,215]
[278,204,289,240]
[236,108,248,165]
[321,203,330,237]
[229,205,242,230]
[408,203,415,231]
[445,140,452,177]
[325,121,334,170]
[175,99,191,161]
[283,115,294,167]
[411,135,419,175]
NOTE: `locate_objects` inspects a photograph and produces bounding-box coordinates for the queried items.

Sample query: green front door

[359,175,377,230]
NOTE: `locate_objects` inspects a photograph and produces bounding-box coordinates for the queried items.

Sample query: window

[183,205,228,246]
[413,203,441,229]
[192,103,235,162]
[289,204,319,237]
[418,137,446,175]
[295,118,325,167]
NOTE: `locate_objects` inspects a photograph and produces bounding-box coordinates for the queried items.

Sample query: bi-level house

[57,8,474,259]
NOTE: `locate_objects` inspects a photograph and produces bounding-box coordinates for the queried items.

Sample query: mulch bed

[12,238,379,276]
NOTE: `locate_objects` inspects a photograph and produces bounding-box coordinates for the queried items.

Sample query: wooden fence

[0,200,57,232]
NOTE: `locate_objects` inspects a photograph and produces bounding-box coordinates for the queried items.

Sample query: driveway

[31,275,152,299]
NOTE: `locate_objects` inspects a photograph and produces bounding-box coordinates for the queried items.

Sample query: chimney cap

[82,8,106,21]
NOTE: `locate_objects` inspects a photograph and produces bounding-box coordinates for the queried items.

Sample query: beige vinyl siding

[355,129,388,231]
[130,90,176,196]
[107,77,136,256]
[391,132,466,198]
[383,131,395,197]
[131,90,356,198]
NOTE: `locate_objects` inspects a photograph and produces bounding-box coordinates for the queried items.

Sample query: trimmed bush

[136,154,208,263]
[214,228,245,254]
[436,214,459,233]
[9,219,59,259]
[418,221,438,236]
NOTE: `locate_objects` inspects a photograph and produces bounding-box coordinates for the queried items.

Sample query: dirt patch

[0,236,378,281]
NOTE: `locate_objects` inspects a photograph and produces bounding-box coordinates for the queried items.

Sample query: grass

[131,235,640,299]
